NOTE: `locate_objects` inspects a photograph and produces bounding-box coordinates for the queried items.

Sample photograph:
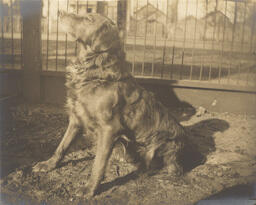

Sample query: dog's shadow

[181,118,229,173]
[140,83,196,122]
[98,118,230,195]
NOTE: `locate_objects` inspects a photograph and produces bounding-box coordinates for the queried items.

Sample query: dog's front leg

[77,125,118,197]
[33,115,80,172]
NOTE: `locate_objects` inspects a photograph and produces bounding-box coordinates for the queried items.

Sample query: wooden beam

[117,1,127,35]
[117,0,127,50]
[96,2,106,15]
[21,0,42,103]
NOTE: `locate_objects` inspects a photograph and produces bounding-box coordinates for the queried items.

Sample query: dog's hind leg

[162,145,183,177]
[33,115,80,172]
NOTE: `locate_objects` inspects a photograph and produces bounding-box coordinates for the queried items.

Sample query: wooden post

[126,0,130,33]
[97,2,106,15]
[117,0,127,46]
[21,0,42,103]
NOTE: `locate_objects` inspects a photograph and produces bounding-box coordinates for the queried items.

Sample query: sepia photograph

[0,0,256,204]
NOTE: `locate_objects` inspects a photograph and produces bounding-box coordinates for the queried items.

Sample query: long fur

[33,12,186,197]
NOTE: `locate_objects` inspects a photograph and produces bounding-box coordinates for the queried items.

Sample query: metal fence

[41,0,119,71]
[40,0,256,87]
[0,0,23,69]
[127,0,256,87]
[1,0,256,89]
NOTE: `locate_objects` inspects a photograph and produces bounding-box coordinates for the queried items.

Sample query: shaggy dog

[33,11,186,197]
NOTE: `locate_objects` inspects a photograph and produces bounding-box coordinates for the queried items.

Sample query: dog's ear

[91,21,121,52]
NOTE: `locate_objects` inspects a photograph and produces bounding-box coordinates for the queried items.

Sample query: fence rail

[0,0,256,90]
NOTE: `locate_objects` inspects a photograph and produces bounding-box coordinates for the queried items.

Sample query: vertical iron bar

[64,0,69,67]
[180,0,188,80]
[171,46,175,65]
[124,1,128,51]
[75,0,79,56]
[142,0,149,75]
[117,0,126,55]
[210,0,218,81]
[170,46,175,79]
[152,0,158,77]
[116,3,118,22]
[217,2,221,42]
[249,3,256,53]
[46,0,50,70]
[161,0,169,79]
[199,63,203,81]
[208,63,212,81]
[200,0,208,81]
[182,0,189,52]
[170,2,178,79]
[231,1,237,52]
[227,62,231,84]
[105,0,108,16]
[55,0,59,71]
[236,62,241,85]
[20,0,23,69]
[10,0,14,68]
[1,0,5,68]
[190,0,198,80]
[181,52,184,80]
[229,1,238,85]
[246,65,250,86]
[126,0,130,30]
[219,0,227,84]
[241,2,247,53]
[211,0,218,50]
[132,0,138,74]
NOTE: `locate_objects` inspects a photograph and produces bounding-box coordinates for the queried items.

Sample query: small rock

[217,171,223,177]
[28,110,33,116]
[241,126,246,130]
[211,99,217,106]
[196,106,207,117]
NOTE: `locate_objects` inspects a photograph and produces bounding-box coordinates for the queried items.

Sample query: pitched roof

[133,2,166,21]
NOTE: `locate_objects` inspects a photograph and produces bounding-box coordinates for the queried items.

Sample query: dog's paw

[75,185,96,198]
[32,159,57,173]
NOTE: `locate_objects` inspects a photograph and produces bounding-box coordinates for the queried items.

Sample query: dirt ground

[0,103,256,205]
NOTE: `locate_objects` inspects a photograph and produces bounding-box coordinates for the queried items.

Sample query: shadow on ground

[141,82,196,122]
[182,118,230,173]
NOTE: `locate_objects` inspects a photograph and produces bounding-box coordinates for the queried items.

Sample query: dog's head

[59,11,121,53]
